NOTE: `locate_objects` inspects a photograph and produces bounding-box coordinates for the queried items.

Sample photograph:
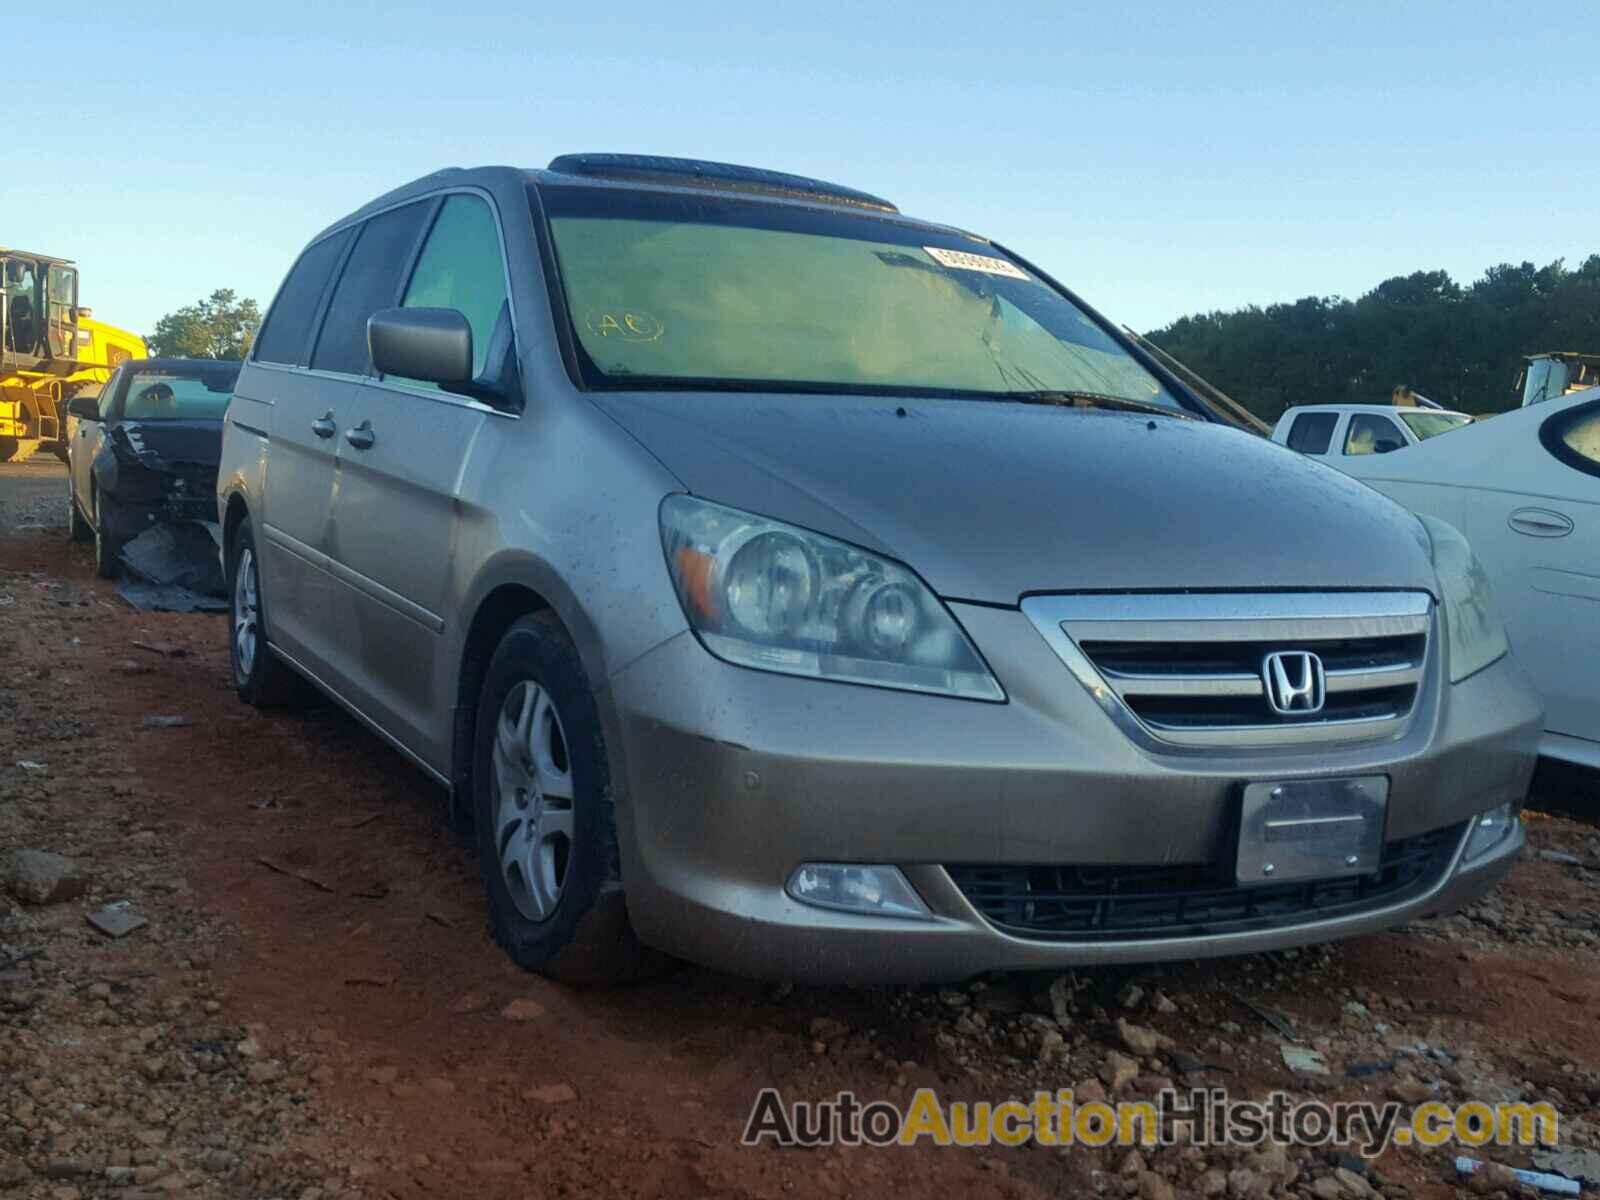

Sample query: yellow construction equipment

[1517,352,1600,407]
[1,247,146,462]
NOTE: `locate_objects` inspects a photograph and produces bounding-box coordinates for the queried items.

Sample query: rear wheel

[227,518,306,707]
[0,437,16,462]
[473,615,661,984]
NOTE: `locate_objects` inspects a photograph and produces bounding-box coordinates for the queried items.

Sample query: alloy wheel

[491,680,575,922]
[234,547,259,678]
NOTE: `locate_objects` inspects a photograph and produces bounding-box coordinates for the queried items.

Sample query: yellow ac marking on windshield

[585,309,664,342]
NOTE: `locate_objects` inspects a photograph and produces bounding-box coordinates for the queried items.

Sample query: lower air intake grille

[946,822,1463,942]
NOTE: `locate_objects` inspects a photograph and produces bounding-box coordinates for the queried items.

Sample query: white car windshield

[1398,411,1473,440]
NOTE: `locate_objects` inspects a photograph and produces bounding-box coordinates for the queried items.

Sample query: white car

[1337,389,1600,769]
[1272,403,1474,462]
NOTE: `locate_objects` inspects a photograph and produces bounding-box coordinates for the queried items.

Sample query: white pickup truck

[1271,403,1474,465]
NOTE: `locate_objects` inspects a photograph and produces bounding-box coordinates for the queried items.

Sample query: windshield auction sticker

[923,246,1030,280]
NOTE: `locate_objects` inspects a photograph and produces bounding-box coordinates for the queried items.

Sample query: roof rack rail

[546,153,898,213]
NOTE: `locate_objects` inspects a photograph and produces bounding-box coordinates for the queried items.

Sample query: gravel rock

[1047,975,1075,1026]
[1333,1166,1374,1197]
[1116,1017,1163,1057]
[6,849,89,905]
[500,998,548,1021]
[1037,1028,1067,1064]
[1226,1167,1269,1199]
[1100,1051,1139,1093]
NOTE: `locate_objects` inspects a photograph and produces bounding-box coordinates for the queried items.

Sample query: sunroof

[545,153,898,213]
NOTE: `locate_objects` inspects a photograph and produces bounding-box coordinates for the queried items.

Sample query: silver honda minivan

[218,155,1541,983]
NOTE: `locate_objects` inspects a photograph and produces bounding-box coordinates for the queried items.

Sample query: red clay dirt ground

[3,459,1598,1200]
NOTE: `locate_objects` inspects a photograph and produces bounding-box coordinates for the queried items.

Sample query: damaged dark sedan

[66,357,240,607]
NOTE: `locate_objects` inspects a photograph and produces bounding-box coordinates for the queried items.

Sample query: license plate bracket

[1236,776,1388,886]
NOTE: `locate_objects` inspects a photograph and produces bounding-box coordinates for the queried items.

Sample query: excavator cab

[1,248,137,462]
[1,250,80,368]
[1518,352,1600,407]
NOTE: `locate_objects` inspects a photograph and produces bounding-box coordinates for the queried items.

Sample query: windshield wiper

[1004,390,1191,419]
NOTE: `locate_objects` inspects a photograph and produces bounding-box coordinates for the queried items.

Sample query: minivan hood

[592,394,1438,604]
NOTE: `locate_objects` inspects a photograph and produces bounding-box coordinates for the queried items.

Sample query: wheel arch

[221,489,251,561]
[449,555,621,834]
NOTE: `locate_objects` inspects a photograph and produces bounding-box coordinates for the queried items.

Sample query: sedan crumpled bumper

[604,603,1541,984]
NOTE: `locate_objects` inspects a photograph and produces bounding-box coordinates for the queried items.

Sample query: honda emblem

[1262,651,1326,715]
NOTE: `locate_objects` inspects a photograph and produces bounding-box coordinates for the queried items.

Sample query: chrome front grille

[1022,592,1433,749]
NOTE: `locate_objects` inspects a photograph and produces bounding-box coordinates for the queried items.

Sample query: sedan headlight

[660,495,1004,701]
[1418,515,1509,684]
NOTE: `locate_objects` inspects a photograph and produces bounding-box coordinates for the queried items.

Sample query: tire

[473,614,662,984]
[227,518,306,707]
[0,437,16,463]
[68,476,92,542]
[51,440,69,464]
[91,486,122,578]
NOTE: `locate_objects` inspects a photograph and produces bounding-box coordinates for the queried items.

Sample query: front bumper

[607,604,1541,983]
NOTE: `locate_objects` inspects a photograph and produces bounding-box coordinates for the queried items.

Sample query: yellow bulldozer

[1,247,146,462]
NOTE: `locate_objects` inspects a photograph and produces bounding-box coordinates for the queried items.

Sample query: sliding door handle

[344,420,375,451]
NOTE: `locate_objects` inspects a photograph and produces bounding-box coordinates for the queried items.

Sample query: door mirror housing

[369,307,474,386]
[67,394,101,421]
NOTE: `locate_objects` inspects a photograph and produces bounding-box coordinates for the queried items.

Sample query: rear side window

[396,194,510,386]
[1542,402,1600,478]
[254,230,352,366]
[311,202,431,376]
[1344,414,1405,455]
[1286,412,1336,454]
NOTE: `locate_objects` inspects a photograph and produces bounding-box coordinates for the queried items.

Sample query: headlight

[660,495,1004,701]
[1418,515,1509,684]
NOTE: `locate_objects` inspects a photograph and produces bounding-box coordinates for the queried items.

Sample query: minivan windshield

[539,186,1184,409]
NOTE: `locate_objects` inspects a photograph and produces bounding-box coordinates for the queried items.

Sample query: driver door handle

[1508,507,1574,538]
[310,413,336,439]
[344,420,375,451]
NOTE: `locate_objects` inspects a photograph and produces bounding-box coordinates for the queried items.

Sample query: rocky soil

[3,459,1599,1199]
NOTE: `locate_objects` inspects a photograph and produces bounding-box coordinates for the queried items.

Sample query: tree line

[147,289,261,360]
[1147,255,1600,421]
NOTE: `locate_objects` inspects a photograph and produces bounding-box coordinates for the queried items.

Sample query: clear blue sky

[11,2,1594,340]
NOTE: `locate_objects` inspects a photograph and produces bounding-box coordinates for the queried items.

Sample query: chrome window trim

[1022,591,1436,752]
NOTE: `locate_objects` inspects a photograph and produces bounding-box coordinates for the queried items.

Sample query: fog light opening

[785,863,932,921]
[1463,803,1520,862]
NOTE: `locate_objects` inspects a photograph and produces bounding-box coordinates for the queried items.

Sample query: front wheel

[92,488,122,578]
[68,477,92,542]
[473,615,660,984]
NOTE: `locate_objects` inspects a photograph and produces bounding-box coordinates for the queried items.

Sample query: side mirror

[368,307,473,386]
[68,395,101,420]
[1373,439,1403,454]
